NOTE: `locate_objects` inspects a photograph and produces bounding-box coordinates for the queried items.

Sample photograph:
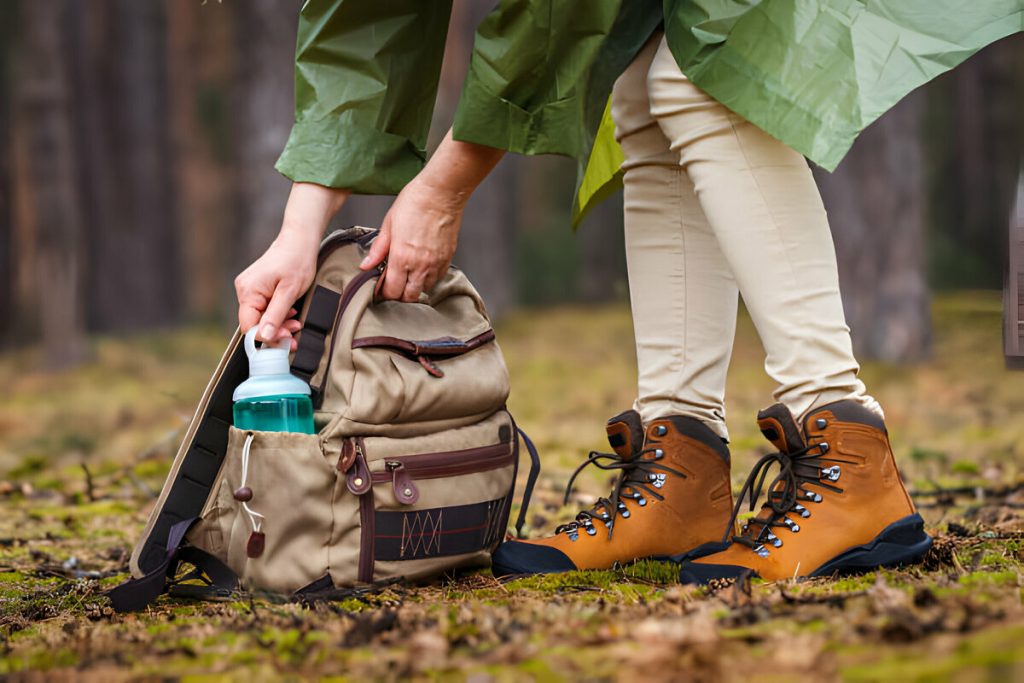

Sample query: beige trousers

[612,36,879,440]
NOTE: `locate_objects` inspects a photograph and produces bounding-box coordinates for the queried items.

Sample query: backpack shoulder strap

[128,330,247,580]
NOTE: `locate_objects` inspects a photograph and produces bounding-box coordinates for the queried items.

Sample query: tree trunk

[0,2,16,349]
[230,0,297,274]
[12,0,87,368]
[814,89,932,363]
[926,34,1024,289]
[166,0,235,321]
[71,0,182,332]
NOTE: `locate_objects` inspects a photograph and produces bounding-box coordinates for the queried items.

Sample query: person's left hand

[360,176,466,302]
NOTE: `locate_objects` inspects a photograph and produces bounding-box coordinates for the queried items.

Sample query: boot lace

[724,438,847,556]
[555,446,686,540]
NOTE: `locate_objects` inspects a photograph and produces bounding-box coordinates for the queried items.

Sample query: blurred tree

[815,90,932,363]
[72,1,182,331]
[229,0,297,276]
[11,0,88,367]
[926,35,1024,290]
[0,3,15,342]
[166,0,235,321]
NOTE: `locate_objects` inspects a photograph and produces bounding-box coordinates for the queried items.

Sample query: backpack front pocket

[205,427,337,593]
[347,330,510,427]
[344,411,517,582]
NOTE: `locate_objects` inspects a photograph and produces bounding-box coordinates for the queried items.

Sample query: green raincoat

[275,0,1022,224]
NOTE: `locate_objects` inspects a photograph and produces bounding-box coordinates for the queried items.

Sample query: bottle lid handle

[243,326,289,359]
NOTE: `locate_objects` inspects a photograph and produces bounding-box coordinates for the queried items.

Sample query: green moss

[840,623,1024,682]
[957,570,1020,589]
[950,460,981,475]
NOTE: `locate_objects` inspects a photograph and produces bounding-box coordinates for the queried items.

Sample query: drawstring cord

[240,433,264,533]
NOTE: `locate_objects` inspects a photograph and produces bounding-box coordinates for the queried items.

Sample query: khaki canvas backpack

[109,227,539,612]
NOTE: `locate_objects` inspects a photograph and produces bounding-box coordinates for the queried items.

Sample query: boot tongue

[756,403,806,454]
[606,409,644,460]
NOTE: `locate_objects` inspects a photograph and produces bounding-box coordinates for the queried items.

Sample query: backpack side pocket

[210,427,336,593]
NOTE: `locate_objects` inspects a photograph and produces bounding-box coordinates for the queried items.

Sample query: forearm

[278,182,351,244]
[416,129,505,207]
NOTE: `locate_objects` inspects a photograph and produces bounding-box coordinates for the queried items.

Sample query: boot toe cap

[491,541,577,577]
[678,561,755,585]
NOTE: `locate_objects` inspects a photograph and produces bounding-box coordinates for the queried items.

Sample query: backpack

[109,226,540,612]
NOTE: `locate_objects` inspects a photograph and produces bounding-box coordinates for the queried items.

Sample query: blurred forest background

[0,1,1022,369]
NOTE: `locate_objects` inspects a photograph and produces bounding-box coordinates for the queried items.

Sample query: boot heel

[811,513,932,577]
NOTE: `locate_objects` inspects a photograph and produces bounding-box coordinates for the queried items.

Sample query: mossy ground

[0,292,1022,681]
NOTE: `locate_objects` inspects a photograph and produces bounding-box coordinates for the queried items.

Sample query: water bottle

[232,327,315,434]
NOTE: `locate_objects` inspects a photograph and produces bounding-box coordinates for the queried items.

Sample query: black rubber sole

[491,539,727,578]
[809,513,932,577]
[678,513,932,585]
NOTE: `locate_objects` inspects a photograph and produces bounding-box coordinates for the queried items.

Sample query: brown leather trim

[369,443,513,485]
[312,268,379,406]
[351,330,496,358]
[358,483,375,582]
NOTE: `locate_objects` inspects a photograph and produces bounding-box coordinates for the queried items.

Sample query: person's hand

[359,129,505,301]
[235,236,318,349]
[361,176,465,301]
[235,182,349,346]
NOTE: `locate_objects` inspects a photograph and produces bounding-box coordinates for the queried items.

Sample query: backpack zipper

[368,443,514,504]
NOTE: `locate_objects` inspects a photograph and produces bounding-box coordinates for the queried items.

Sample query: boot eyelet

[585,525,597,536]
[783,519,800,533]
[654,449,664,459]
[766,532,783,548]
[754,544,770,558]
[636,496,647,507]
[794,504,811,518]
[821,465,841,482]
[816,418,827,429]
[818,442,830,453]
[654,425,667,437]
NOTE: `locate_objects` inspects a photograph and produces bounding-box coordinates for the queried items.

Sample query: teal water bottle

[232,327,315,434]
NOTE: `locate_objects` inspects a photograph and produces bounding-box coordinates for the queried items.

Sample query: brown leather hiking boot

[492,410,732,576]
[678,400,931,584]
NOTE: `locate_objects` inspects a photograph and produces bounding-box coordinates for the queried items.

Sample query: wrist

[409,174,472,212]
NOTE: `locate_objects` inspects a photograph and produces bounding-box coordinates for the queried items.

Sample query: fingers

[259,284,301,342]
[380,263,409,301]
[238,299,266,334]
[360,226,390,270]
[401,274,426,303]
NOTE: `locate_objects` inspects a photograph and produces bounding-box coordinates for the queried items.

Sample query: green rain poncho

[275,0,1022,224]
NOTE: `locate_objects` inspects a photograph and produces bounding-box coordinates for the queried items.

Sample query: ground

[0,292,1021,681]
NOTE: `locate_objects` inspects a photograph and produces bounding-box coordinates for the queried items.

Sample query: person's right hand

[235,182,349,346]
[235,233,319,347]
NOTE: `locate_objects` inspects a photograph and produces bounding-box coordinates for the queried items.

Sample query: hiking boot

[678,400,932,584]
[491,410,733,576]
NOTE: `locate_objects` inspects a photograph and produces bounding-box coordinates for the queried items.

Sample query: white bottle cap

[232,326,312,402]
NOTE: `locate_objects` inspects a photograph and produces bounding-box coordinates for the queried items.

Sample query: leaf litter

[0,297,1022,680]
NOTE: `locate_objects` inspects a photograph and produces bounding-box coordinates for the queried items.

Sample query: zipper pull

[417,355,444,378]
[346,440,372,495]
[386,460,419,505]
[337,438,358,473]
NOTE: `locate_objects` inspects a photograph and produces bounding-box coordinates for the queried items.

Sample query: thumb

[360,226,391,270]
